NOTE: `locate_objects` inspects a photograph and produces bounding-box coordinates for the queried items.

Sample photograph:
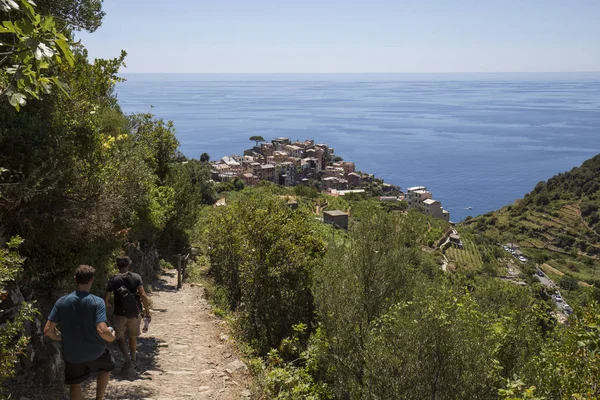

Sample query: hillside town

[209,136,450,221]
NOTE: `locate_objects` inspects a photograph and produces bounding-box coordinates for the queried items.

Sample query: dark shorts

[64,349,115,385]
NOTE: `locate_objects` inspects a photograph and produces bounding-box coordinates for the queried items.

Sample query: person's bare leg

[116,338,131,362]
[129,335,137,363]
[69,384,84,400]
[96,370,110,400]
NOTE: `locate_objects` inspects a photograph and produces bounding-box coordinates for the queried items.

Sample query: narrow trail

[85,270,251,400]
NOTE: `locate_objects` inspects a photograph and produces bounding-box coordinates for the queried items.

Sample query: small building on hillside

[280,196,299,210]
[423,199,450,221]
[284,144,304,158]
[406,186,450,221]
[379,196,401,202]
[242,173,260,186]
[324,210,349,230]
[257,164,276,182]
[347,172,362,188]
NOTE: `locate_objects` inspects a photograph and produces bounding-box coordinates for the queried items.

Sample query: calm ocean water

[116,73,600,221]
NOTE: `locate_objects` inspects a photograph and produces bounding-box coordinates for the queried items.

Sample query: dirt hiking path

[85,270,251,400]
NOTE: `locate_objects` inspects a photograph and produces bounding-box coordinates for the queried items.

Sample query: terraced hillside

[463,154,600,286]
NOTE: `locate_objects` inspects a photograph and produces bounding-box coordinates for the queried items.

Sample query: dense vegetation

[194,184,599,399]
[0,0,215,391]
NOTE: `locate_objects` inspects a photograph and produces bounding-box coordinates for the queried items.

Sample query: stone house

[423,199,450,221]
[261,143,274,157]
[347,172,361,188]
[284,144,304,158]
[277,162,295,186]
[406,186,432,208]
[242,173,260,186]
[323,210,349,230]
[258,164,276,182]
[322,177,348,190]
[333,161,355,176]
[273,151,288,163]
[407,186,450,221]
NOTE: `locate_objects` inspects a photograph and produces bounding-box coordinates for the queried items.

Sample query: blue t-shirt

[48,291,108,363]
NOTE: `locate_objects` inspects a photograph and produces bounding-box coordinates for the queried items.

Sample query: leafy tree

[581,200,598,217]
[313,208,438,397]
[35,0,105,32]
[158,159,215,255]
[364,287,499,399]
[517,302,600,399]
[249,135,265,146]
[1,0,75,109]
[129,113,180,183]
[196,192,326,354]
[559,275,579,291]
[199,152,210,162]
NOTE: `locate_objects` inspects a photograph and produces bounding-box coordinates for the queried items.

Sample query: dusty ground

[79,270,252,400]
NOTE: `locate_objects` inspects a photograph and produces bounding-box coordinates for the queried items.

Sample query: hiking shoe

[120,361,134,376]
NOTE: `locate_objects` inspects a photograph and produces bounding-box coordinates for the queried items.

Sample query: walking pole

[177,254,182,290]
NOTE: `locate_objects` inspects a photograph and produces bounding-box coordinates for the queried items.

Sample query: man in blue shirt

[44,265,116,400]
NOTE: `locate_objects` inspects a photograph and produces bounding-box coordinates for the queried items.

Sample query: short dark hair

[116,256,131,270]
[75,265,96,284]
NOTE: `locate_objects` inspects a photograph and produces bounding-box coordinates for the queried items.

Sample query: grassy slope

[462,154,600,285]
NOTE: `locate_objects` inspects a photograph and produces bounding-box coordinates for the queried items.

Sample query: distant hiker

[44,265,116,400]
[104,256,151,375]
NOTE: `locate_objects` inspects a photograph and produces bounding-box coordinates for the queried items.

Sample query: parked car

[555,295,563,303]
[537,269,544,277]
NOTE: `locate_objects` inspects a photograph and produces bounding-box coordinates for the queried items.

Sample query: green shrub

[159,259,175,270]
[0,237,38,386]
[196,192,326,354]
[559,275,579,291]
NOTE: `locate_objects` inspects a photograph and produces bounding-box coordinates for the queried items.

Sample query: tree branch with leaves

[1,0,74,110]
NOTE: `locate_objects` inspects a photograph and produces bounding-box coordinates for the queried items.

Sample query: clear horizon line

[119,71,600,75]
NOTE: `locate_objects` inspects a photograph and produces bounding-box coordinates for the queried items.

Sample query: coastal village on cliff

[208,137,450,222]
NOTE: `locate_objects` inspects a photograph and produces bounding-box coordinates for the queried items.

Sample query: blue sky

[78,0,600,73]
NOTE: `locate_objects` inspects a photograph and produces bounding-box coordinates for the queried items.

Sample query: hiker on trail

[104,256,151,374]
[44,265,116,400]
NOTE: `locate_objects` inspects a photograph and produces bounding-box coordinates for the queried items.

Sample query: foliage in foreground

[195,191,326,354]
[197,191,600,399]
[1,0,76,109]
[0,237,37,385]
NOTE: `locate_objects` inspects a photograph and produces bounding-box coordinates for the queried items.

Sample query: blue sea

[116,73,600,222]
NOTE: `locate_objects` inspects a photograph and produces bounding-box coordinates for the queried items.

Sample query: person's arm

[44,320,62,341]
[103,291,112,312]
[137,285,151,319]
[94,298,115,342]
[96,322,116,343]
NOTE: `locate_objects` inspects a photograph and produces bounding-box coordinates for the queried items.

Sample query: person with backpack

[104,256,151,375]
[44,265,116,400]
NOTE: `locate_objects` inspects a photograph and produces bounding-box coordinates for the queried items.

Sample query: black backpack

[114,284,140,318]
